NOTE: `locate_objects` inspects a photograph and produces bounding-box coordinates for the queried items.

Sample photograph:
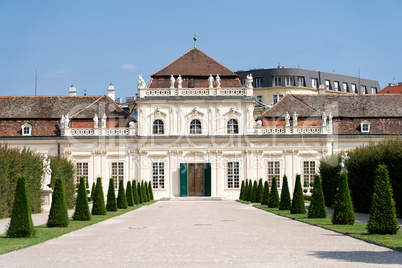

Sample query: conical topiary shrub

[367,164,399,234]
[92,177,106,215]
[261,181,269,206]
[47,178,69,227]
[239,180,245,200]
[148,181,154,201]
[308,175,327,218]
[244,179,250,201]
[257,179,264,203]
[279,175,291,210]
[106,178,117,212]
[142,181,149,203]
[332,172,355,224]
[144,181,150,202]
[268,176,280,208]
[132,180,140,205]
[117,180,128,209]
[90,182,96,202]
[251,181,258,203]
[137,181,143,204]
[291,174,306,214]
[7,176,35,238]
[126,181,134,206]
[73,177,91,221]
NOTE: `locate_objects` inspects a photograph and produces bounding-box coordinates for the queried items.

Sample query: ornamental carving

[223,107,241,119]
[150,107,167,120]
[186,107,204,119]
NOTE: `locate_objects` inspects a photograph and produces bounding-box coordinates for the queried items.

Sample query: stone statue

[42,154,52,189]
[177,75,183,89]
[137,75,146,89]
[65,114,70,128]
[328,112,333,125]
[322,112,327,126]
[216,74,221,88]
[339,152,349,173]
[129,121,135,128]
[170,75,175,89]
[285,112,290,126]
[60,115,65,128]
[293,111,298,127]
[101,114,107,128]
[245,74,253,89]
[208,74,214,89]
[93,114,99,128]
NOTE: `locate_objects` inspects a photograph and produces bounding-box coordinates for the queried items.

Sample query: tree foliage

[291,174,306,214]
[268,177,280,208]
[279,175,291,210]
[308,175,327,218]
[47,178,69,227]
[117,180,128,209]
[106,178,117,212]
[332,172,355,225]
[92,177,106,215]
[126,181,134,206]
[73,177,91,221]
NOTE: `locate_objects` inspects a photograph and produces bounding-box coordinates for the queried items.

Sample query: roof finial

[193,33,198,49]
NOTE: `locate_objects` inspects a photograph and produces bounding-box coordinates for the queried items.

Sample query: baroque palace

[1,48,401,203]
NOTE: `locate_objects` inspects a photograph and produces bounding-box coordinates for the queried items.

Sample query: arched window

[21,123,32,136]
[153,120,164,134]
[190,119,202,134]
[227,119,239,134]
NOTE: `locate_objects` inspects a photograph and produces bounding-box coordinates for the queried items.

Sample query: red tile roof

[378,85,402,94]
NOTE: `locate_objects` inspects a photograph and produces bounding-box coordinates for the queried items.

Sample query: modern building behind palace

[1,47,401,203]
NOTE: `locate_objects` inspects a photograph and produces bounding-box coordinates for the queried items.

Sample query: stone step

[161,197,225,201]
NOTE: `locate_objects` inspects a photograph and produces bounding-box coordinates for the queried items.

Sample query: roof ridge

[290,94,321,114]
[70,95,105,118]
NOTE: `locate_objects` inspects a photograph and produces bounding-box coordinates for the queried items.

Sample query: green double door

[180,163,211,197]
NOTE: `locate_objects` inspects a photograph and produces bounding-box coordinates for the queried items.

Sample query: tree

[291,174,306,214]
[117,180,128,209]
[279,175,291,210]
[47,178,69,227]
[126,181,134,206]
[148,181,154,201]
[261,181,269,206]
[239,180,245,200]
[367,164,399,234]
[244,179,250,201]
[90,182,96,202]
[106,178,117,212]
[137,181,143,204]
[92,177,106,215]
[308,175,327,218]
[132,180,140,205]
[251,181,258,203]
[141,181,148,203]
[268,177,280,208]
[332,172,355,224]
[257,179,264,203]
[7,176,36,238]
[73,177,91,221]
[144,181,150,202]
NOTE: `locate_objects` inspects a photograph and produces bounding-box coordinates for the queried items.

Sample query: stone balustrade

[256,125,333,135]
[61,128,137,137]
[141,87,248,97]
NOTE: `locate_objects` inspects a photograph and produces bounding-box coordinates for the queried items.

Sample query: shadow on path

[309,250,402,265]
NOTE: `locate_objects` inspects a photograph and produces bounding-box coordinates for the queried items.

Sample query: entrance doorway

[180,163,211,197]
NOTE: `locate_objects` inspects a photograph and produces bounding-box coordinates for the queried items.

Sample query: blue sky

[1,0,401,99]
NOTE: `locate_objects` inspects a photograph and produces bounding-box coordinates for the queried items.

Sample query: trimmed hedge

[117,180,128,209]
[148,181,154,201]
[251,181,258,203]
[138,182,143,204]
[268,177,279,208]
[279,175,291,210]
[90,182,96,202]
[92,177,106,215]
[132,180,140,205]
[126,181,134,206]
[332,172,355,225]
[47,178,69,227]
[239,180,245,200]
[106,178,117,212]
[291,174,306,214]
[308,175,327,218]
[257,179,264,203]
[73,177,91,221]
[261,181,269,205]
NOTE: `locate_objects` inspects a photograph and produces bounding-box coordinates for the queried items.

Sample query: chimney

[69,85,77,96]
[107,83,115,101]
[318,84,326,94]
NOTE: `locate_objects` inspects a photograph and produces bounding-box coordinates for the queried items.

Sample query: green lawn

[253,204,402,251]
[0,201,157,255]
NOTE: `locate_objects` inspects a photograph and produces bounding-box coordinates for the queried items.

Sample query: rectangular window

[361,85,367,94]
[111,162,124,189]
[311,78,318,89]
[297,77,305,87]
[255,78,263,88]
[325,80,331,90]
[152,162,165,189]
[227,162,240,188]
[343,82,348,92]
[273,77,282,87]
[273,95,278,104]
[371,87,377,94]
[351,84,356,93]
[76,162,89,185]
[256,95,263,106]
[279,94,283,100]
[285,76,294,87]
[334,81,339,91]
[268,161,280,188]
[303,161,316,187]
[23,127,30,135]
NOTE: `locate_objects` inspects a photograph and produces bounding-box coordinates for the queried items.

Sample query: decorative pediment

[224,107,241,118]
[186,107,204,119]
[150,107,167,119]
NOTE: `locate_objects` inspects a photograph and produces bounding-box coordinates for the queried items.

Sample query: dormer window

[360,120,371,133]
[21,123,32,136]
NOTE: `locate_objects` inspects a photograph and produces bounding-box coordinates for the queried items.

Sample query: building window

[343,82,348,92]
[311,78,318,89]
[371,87,377,94]
[334,81,339,91]
[361,85,367,94]
[111,162,124,189]
[273,77,282,87]
[351,84,356,93]
[360,120,371,133]
[76,162,89,185]
[188,82,195,88]
[256,95,263,106]
[279,94,283,100]
[297,77,305,87]
[227,119,239,134]
[273,95,278,104]
[255,78,263,88]
[303,161,315,187]
[152,119,164,134]
[190,119,202,134]
[152,162,165,189]
[268,161,280,188]
[21,123,32,136]
[285,76,294,87]
[325,80,331,90]
[227,162,240,188]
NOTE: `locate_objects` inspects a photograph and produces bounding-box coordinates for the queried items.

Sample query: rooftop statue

[216,74,221,88]
[208,74,214,89]
[245,74,253,89]
[322,112,327,126]
[93,114,99,128]
[137,75,146,90]
[177,75,183,89]
[170,75,175,89]
[293,111,298,127]
[285,112,290,126]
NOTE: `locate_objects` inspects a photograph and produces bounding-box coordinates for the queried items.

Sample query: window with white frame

[325,80,331,90]
[227,161,240,188]
[343,82,348,92]
[361,85,367,94]
[227,119,239,134]
[268,161,280,188]
[273,77,282,87]
[297,77,305,87]
[21,123,32,136]
[273,95,278,104]
[303,161,315,187]
[152,162,165,189]
[334,81,339,91]
[285,76,294,87]
[311,78,318,89]
[360,120,370,133]
[256,95,263,106]
[371,87,377,94]
[351,84,356,93]
[279,94,283,100]
[111,162,124,189]
[254,78,263,88]
[76,162,89,185]
[152,119,164,134]
[190,119,202,134]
